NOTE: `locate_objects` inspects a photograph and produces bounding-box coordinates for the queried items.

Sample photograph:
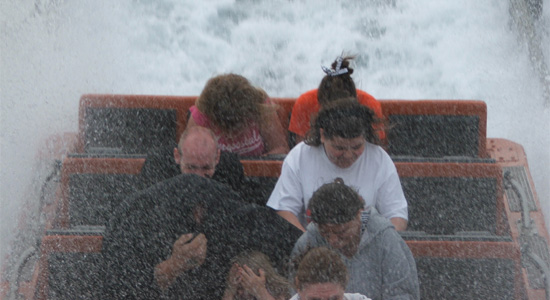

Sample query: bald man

[173,126,221,178]
[139,126,245,193]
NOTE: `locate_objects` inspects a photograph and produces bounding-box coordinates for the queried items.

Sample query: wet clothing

[102,174,302,299]
[288,89,385,140]
[189,105,265,156]
[290,293,371,300]
[291,208,420,300]
[266,142,408,228]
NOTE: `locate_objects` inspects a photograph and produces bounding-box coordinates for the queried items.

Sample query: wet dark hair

[294,247,349,290]
[318,56,357,106]
[308,178,364,225]
[305,98,379,146]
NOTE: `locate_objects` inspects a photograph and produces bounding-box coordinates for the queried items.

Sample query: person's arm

[276,210,306,232]
[375,150,409,231]
[154,233,207,290]
[260,108,289,155]
[390,217,408,231]
[379,230,420,300]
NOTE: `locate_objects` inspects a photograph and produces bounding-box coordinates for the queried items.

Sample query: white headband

[321,56,348,77]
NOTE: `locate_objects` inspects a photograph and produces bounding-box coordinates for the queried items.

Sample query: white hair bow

[321,56,348,77]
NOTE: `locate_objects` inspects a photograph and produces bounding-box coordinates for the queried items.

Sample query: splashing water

[1,0,549,278]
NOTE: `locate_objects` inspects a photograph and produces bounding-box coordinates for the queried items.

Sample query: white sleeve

[266,158,304,217]
[375,156,408,220]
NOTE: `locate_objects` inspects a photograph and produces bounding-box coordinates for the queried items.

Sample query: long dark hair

[305,98,380,146]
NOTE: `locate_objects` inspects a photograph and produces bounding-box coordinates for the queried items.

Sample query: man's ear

[320,128,326,144]
[174,147,181,165]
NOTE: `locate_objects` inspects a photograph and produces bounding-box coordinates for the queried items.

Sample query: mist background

[1,0,549,277]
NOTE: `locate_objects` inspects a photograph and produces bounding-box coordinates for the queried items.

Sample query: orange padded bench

[36,233,104,300]
[57,157,145,228]
[396,162,506,235]
[77,94,196,154]
[380,100,488,158]
[78,94,488,159]
[405,239,525,299]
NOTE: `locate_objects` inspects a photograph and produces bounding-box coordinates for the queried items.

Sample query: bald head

[174,126,220,178]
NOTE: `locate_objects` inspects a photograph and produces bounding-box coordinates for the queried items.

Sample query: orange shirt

[288,89,385,140]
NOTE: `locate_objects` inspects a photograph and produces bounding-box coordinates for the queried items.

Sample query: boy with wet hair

[291,179,419,300]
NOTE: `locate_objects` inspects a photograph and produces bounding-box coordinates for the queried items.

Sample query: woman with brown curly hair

[187,74,289,156]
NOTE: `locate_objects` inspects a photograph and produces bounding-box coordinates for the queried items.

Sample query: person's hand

[154,233,207,290]
[238,264,268,298]
[171,233,207,269]
[222,263,241,299]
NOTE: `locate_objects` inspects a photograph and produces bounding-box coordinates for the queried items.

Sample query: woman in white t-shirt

[290,247,371,300]
[267,98,408,231]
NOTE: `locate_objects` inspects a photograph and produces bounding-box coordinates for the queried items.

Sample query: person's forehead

[302,282,343,298]
[182,132,216,148]
[181,137,217,156]
[326,135,365,146]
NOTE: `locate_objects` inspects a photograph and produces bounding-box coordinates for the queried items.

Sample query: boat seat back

[58,157,145,228]
[381,100,487,158]
[83,106,177,154]
[78,95,295,156]
[78,94,196,154]
[238,160,506,236]
[397,162,505,235]
[406,239,522,299]
[78,95,489,159]
[37,230,104,300]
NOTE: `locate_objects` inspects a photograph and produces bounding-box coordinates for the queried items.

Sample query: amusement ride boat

[1,94,549,300]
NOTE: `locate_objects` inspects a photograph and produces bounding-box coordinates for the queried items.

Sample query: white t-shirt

[267,142,408,228]
[289,293,371,300]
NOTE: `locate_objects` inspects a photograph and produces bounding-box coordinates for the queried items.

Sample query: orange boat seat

[381,100,488,158]
[396,162,506,235]
[405,239,524,299]
[57,157,145,228]
[78,94,196,154]
[36,229,104,300]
